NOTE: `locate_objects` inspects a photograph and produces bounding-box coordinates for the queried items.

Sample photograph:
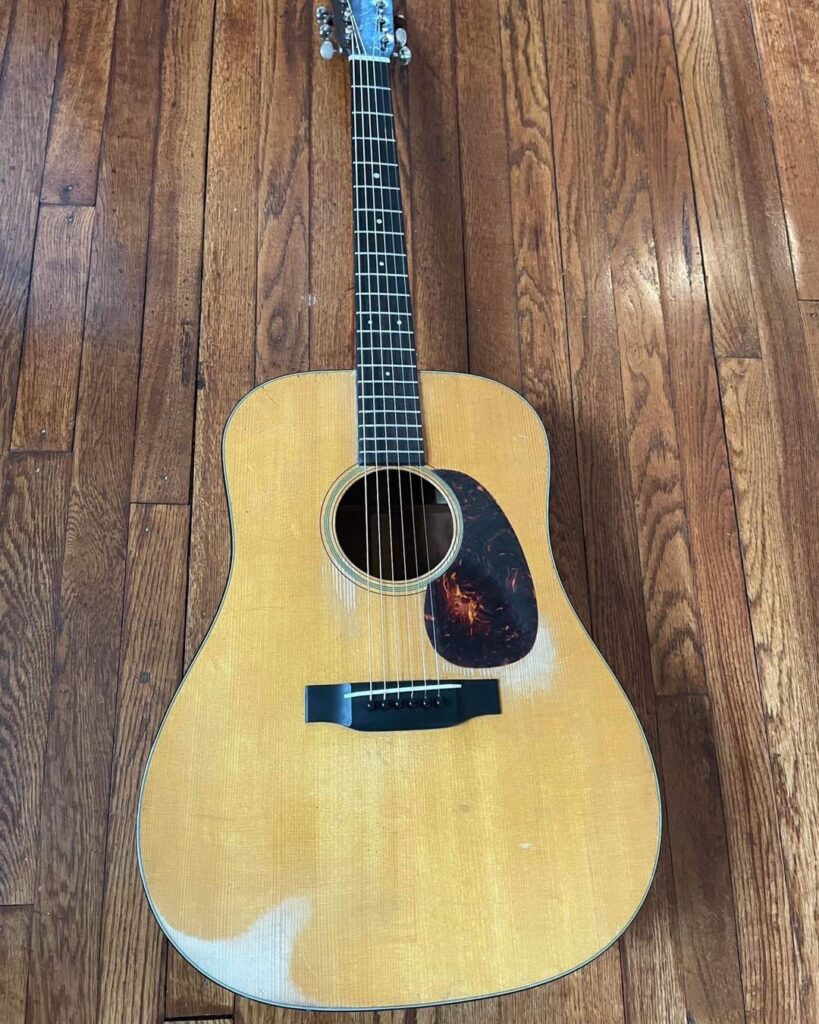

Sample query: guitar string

[370,55,421,703]
[375,55,444,701]
[350,34,375,705]
[356,49,395,704]
[368,55,404,702]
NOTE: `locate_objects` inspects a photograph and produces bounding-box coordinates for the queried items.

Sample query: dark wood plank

[705,0,819,630]
[11,205,94,451]
[309,44,353,371]
[0,0,13,73]
[24,0,165,1018]
[40,0,117,205]
[542,0,687,1020]
[498,0,589,618]
[0,453,71,903]
[636,0,803,1018]
[131,0,215,504]
[719,356,819,1020]
[668,0,760,356]
[256,0,310,380]
[453,0,521,387]
[165,0,259,1016]
[590,0,705,695]
[789,0,819,163]
[405,0,467,372]
[0,906,31,1024]
[748,0,819,297]
[98,504,190,1024]
[0,0,64,453]
[658,695,746,1024]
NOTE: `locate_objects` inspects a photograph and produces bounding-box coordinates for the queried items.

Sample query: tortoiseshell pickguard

[424,469,538,668]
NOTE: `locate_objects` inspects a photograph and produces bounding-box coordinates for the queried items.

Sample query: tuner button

[315,5,329,21]
[319,38,337,59]
[319,22,333,38]
[397,45,412,65]
[395,27,407,46]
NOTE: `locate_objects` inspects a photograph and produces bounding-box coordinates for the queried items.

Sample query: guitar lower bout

[137,370,661,1010]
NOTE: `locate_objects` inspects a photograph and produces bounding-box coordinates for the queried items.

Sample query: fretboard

[351,57,424,466]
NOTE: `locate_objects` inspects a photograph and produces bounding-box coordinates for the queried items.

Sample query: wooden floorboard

[1,0,817,1020]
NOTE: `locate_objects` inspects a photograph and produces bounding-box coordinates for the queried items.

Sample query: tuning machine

[316,5,341,58]
[392,16,411,64]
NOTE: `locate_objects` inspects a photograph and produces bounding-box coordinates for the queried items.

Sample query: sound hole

[334,469,455,583]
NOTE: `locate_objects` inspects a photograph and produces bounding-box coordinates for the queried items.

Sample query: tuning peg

[315,5,330,22]
[319,38,337,60]
[397,44,411,65]
[319,21,333,38]
[395,27,407,47]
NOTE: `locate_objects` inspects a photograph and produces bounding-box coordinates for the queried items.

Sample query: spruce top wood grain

[137,1,660,1009]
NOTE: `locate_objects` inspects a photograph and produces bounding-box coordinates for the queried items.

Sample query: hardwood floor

[0,0,816,1020]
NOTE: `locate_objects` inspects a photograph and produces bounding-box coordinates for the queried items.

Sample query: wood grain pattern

[719,357,819,1020]
[591,0,705,697]
[165,0,259,1015]
[256,0,310,381]
[0,0,64,453]
[24,0,165,1018]
[39,0,117,205]
[454,0,520,387]
[543,2,686,1019]
[131,0,215,504]
[97,504,190,1024]
[139,371,660,1010]
[634,0,801,1017]
[658,695,746,1023]
[0,907,31,1024]
[11,205,94,451]
[668,0,761,357]
[748,0,819,297]
[0,454,71,903]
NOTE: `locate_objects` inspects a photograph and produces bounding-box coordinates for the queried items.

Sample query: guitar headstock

[315,1,410,64]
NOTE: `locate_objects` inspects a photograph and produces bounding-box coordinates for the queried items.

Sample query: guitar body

[138,370,660,1010]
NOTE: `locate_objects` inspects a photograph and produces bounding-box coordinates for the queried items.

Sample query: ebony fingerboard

[351,57,424,466]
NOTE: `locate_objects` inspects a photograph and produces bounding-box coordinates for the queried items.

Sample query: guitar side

[137,369,661,1010]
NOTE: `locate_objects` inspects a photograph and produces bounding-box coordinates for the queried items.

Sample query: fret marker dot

[373,172,380,180]
[376,218,382,224]
[379,260,385,267]
[385,370,391,376]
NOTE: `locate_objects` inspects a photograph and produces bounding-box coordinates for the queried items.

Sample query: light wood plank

[542,0,687,1020]
[668,0,760,356]
[98,504,190,1024]
[591,0,705,695]
[0,453,71,903]
[0,0,64,452]
[11,205,94,451]
[40,0,117,204]
[719,356,819,1021]
[165,0,259,1015]
[256,0,310,381]
[748,0,819,296]
[24,0,165,1017]
[0,907,31,1024]
[631,0,802,1018]
[131,0,215,503]
[658,695,746,1023]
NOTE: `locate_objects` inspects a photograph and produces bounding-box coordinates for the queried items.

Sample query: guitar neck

[350,56,424,467]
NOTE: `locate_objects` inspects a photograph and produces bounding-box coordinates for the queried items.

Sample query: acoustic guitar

[138,0,660,1010]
